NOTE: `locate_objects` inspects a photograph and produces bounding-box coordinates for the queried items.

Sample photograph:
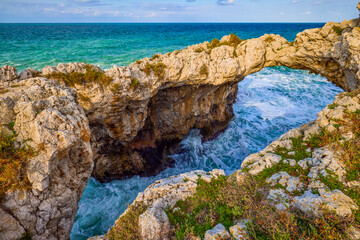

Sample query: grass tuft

[0,126,36,200]
[199,64,209,77]
[142,62,167,80]
[107,203,147,240]
[45,64,113,87]
[332,26,344,35]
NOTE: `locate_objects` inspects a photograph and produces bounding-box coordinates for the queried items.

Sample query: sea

[0,23,343,240]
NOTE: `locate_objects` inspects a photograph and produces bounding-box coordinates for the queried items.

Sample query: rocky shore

[1,2,360,240]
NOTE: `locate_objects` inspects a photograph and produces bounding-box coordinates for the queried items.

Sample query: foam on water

[71,66,342,240]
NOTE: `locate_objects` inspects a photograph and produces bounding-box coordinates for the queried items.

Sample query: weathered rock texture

[37,12,360,182]
[100,90,360,240]
[1,3,360,239]
[0,77,93,240]
[241,90,360,218]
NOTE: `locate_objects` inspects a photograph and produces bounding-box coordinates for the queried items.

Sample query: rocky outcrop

[0,77,93,240]
[241,90,360,218]
[100,89,360,240]
[1,3,360,239]
[32,9,359,182]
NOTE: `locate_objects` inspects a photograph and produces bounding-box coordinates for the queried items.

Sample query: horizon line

[0,21,328,24]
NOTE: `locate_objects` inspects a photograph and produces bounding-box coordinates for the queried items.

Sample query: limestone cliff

[100,87,360,240]
[0,2,360,240]
[0,78,93,240]
[39,14,360,182]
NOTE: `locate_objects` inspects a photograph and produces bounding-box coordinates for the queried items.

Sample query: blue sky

[0,0,358,23]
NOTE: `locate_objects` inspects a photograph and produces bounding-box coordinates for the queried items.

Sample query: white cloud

[148,12,157,17]
[314,1,321,4]
[229,0,234,3]
[292,0,298,4]
[305,11,311,15]
[280,11,285,15]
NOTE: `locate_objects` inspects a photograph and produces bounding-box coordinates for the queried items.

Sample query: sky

[0,0,358,23]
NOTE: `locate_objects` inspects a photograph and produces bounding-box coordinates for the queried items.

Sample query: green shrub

[265,36,275,42]
[332,26,344,35]
[142,63,167,80]
[130,78,140,88]
[0,126,36,200]
[199,64,209,77]
[107,203,147,240]
[45,65,113,87]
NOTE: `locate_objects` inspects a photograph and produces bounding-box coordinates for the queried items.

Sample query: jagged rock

[347,226,360,240]
[321,190,358,217]
[0,65,18,82]
[132,170,224,209]
[266,172,304,193]
[19,68,41,80]
[204,224,231,240]
[293,191,324,216]
[267,189,290,211]
[0,77,93,240]
[229,220,248,240]
[14,8,357,183]
[139,207,170,240]
[0,209,25,240]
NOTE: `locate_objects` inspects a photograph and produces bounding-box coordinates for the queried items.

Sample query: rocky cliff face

[1,3,360,239]
[101,87,360,240]
[0,78,93,240]
[38,13,360,182]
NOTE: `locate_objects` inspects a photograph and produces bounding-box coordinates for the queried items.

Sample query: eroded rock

[0,77,93,240]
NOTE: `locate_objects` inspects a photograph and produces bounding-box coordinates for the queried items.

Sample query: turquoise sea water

[0,23,342,239]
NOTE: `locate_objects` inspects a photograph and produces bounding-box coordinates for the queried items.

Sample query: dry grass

[107,203,147,240]
[45,64,113,87]
[0,125,35,200]
[199,64,209,77]
[166,174,352,239]
[142,62,167,80]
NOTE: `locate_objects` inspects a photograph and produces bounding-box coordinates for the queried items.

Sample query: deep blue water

[0,23,342,240]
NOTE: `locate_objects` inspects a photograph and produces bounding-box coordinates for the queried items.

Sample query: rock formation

[101,88,360,240]
[1,2,360,239]
[39,13,360,182]
[0,77,93,240]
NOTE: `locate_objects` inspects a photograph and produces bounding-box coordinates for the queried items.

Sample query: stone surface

[229,220,248,240]
[0,65,18,82]
[15,11,357,182]
[204,224,231,240]
[0,77,93,240]
[139,207,170,240]
[0,208,25,240]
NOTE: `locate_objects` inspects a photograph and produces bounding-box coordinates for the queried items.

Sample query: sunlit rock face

[0,77,93,240]
[41,14,360,182]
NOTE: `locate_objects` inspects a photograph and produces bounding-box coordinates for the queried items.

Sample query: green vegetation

[44,64,113,87]
[78,93,91,102]
[207,33,244,52]
[327,103,339,109]
[19,232,32,240]
[0,124,36,200]
[265,36,275,42]
[199,64,209,77]
[166,174,351,240]
[135,60,143,64]
[142,62,167,80]
[151,54,160,60]
[194,47,203,53]
[288,41,294,46]
[332,26,344,35]
[0,87,9,94]
[107,203,147,240]
[130,78,140,88]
